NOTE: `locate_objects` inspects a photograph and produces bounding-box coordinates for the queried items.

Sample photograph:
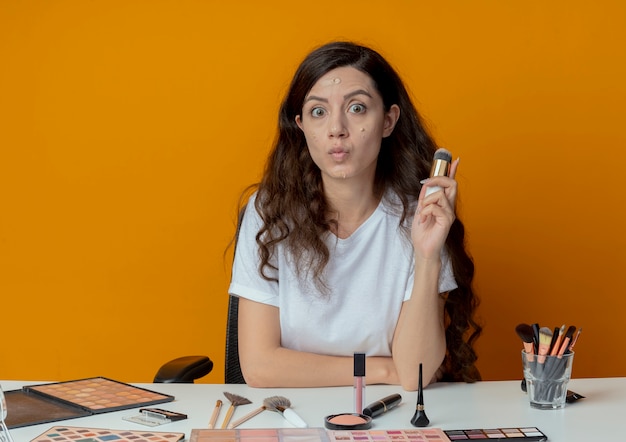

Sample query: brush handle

[208,399,222,429]
[227,406,266,429]
[282,408,308,428]
[221,404,236,429]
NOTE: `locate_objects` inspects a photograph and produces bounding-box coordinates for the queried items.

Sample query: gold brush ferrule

[430,159,450,177]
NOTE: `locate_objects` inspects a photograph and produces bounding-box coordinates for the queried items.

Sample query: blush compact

[324,413,372,430]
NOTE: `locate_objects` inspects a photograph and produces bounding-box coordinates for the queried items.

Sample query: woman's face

[295,66,399,184]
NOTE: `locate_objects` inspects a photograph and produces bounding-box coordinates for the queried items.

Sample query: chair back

[225,208,246,383]
[225,295,245,383]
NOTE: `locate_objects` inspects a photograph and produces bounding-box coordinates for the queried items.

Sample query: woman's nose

[327,113,348,138]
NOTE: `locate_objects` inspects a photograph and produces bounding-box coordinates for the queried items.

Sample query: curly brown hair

[241,41,482,382]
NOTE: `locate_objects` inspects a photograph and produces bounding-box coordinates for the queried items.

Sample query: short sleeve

[228,195,280,307]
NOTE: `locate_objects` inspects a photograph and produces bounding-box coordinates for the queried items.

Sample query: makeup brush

[537,327,553,364]
[531,323,540,354]
[545,325,578,380]
[569,327,583,351]
[557,325,577,357]
[548,326,559,355]
[221,392,252,429]
[263,396,308,428]
[410,363,429,427]
[515,323,535,361]
[535,326,554,381]
[227,404,267,429]
[425,148,452,196]
[208,399,222,429]
[549,325,566,356]
[515,323,536,392]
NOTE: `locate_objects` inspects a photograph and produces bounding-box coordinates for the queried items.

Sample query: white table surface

[2,377,623,441]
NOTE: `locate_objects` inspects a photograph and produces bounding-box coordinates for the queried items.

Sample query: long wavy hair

[241,41,481,382]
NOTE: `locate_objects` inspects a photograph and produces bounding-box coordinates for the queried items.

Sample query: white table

[2,377,623,441]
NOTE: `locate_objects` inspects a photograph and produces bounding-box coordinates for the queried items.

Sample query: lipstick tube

[362,393,402,417]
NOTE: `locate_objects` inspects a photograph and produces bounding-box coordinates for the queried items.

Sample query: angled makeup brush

[221,392,252,429]
[410,363,429,427]
[263,396,308,428]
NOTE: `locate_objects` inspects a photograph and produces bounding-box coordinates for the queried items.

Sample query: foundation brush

[221,392,252,429]
[263,396,308,428]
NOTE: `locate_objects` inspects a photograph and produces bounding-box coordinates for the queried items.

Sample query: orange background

[1,1,625,384]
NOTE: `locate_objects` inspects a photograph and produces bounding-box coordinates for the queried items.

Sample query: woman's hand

[411,158,459,260]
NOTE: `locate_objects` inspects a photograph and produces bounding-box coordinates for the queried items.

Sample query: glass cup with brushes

[519,324,577,410]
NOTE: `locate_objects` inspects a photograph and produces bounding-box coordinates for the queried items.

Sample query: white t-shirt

[228,193,457,357]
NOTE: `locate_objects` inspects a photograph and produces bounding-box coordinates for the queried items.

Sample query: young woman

[229,41,481,391]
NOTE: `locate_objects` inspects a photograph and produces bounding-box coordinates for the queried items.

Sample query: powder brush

[263,396,308,428]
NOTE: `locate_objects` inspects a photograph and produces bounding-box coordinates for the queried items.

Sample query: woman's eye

[349,104,365,114]
[311,107,326,118]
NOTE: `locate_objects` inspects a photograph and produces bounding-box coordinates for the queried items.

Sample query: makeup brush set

[516,323,583,405]
[208,392,307,430]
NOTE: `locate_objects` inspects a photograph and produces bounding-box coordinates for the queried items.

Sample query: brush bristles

[515,323,534,343]
[223,391,252,406]
[537,327,553,363]
[263,396,291,411]
[539,327,553,347]
[433,148,452,162]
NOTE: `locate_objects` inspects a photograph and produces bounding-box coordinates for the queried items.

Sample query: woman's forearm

[391,258,447,391]
[238,298,400,388]
[240,348,399,388]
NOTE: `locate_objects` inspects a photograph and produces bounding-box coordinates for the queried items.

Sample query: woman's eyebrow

[344,89,372,100]
[304,95,327,103]
[304,89,373,104]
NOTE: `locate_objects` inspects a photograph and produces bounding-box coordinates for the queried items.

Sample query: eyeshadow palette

[190,428,548,442]
[26,377,173,412]
[444,427,547,441]
[190,428,451,442]
[329,429,450,441]
[31,425,185,442]
[191,428,329,442]
[5,377,174,429]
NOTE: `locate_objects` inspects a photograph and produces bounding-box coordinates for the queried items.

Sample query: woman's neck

[324,179,381,239]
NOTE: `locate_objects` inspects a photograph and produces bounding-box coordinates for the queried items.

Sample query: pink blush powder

[328,414,367,425]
